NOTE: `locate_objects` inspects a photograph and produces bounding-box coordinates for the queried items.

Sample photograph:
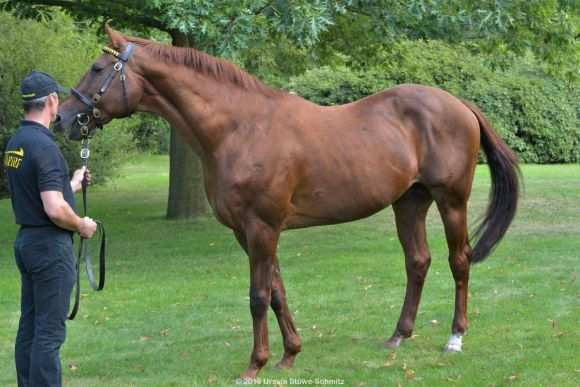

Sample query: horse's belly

[283,175,410,230]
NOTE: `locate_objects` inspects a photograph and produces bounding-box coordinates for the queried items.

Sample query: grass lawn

[0,155,578,386]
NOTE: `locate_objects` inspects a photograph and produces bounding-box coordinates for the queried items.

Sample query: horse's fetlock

[285,337,302,355]
[252,350,269,368]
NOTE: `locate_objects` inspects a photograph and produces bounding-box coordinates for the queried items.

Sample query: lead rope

[68,139,106,320]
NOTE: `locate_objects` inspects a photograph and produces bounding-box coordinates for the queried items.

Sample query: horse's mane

[124,35,282,98]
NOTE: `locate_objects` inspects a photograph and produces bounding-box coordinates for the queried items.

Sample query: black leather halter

[71,42,135,138]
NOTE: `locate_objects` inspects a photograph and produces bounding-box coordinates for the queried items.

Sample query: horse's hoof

[274,362,292,371]
[443,344,462,353]
[240,368,260,380]
[381,342,399,349]
[381,337,402,349]
[273,363,292,372]
[274,355,295,371]
[443,334,464,353]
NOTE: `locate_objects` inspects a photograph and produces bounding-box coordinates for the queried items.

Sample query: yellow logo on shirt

[6,148,24,157]
[4,148,24,169]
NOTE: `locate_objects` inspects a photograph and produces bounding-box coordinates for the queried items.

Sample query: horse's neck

[137,64,257,160]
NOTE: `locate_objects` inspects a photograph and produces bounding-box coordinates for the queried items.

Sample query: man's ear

[105,23,126,50]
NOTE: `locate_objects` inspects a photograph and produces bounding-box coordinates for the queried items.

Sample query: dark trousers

[14,226,75,387]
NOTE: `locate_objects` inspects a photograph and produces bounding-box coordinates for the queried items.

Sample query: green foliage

[288,40,579,163]
[0,11,134,197]
[462,75,580,163]
[0,0,338,59]
[129,113,170,154]
[56,120,136,185]
[2,0,577,80]
[287,66,393,106]
[325,0,579,81]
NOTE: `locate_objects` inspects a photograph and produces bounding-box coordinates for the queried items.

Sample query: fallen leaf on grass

[69,364,79,371]
[437,358,454,367]
[405,369,422,381]
[384,361,394,367]
[507,370,520,381]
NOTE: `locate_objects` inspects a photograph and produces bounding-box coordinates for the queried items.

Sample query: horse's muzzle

[53,114,65,132]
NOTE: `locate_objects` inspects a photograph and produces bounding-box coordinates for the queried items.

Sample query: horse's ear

[104,23,126,50]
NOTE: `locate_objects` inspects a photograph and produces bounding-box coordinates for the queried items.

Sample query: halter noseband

[71,42,135,138]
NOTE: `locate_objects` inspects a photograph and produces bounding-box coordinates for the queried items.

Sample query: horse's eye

[91,65,103,74]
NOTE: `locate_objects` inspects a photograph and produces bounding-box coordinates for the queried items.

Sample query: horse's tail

[461,99,521,264]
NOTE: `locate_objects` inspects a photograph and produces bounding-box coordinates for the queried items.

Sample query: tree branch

[345,6,372,17]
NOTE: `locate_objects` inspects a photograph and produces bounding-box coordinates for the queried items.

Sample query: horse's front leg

[240,219,280,379]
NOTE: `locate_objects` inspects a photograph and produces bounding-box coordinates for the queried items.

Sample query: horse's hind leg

[383,184,434,348]
[270,256,301,369]
[432,188,473,353]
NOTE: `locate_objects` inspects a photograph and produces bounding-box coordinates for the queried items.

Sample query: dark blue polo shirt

[4,120,77,227]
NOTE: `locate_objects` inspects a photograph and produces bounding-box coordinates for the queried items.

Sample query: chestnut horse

[55,26,519,379]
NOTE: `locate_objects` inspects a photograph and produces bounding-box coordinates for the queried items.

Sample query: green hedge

[462,77,579,163]
[287,41,579,163]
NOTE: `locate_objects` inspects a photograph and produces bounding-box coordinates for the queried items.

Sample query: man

[3,71,98,387]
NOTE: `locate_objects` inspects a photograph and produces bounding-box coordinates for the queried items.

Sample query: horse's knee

[249,288,270,318]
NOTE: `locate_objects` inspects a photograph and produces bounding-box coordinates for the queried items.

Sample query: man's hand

[79,216,98,239]
[71,166,91,193]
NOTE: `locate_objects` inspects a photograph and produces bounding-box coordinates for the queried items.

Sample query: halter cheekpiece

[71,42,135,138]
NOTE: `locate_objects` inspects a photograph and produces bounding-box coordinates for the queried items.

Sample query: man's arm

[40,190,97,238]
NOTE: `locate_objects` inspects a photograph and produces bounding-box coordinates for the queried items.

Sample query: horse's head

[55,25,140,140]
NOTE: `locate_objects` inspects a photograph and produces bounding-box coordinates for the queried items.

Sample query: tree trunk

[165,30,208,219]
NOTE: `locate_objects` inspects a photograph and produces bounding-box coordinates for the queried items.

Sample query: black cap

[21,71,68,100]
